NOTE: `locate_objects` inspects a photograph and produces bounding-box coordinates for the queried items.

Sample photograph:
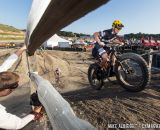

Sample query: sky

[0,0,160,35]
[0,0,32,29]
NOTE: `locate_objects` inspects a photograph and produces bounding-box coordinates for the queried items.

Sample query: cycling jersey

[92,29,117,57]
[99,29,117,43]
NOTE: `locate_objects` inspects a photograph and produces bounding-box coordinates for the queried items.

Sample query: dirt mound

[1,49,160,130]
[46,50,92,60]
[34,50,92,91]
[36,52,70,75]
[35,51,71,89]
[37,50,160,130]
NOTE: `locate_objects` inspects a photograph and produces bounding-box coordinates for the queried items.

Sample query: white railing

[29,72,95,130]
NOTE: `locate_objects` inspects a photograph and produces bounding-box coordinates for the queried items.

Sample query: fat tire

[115,53,150,92]
[88,63,104,90]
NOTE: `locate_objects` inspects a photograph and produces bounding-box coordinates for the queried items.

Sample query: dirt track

[35,50,160,130]
[0,49,160,130]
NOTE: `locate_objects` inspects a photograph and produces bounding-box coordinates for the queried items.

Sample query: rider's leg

[108,51,115,66]
[111,54,116,72]
[97,47,109,69]
[101,52,109,69]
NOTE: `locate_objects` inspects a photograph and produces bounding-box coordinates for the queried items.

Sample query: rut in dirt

[62,81,160,129]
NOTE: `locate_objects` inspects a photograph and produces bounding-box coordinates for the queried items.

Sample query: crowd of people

[125,37,160,47]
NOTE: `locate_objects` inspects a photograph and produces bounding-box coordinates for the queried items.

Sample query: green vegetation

[124,33,160,39]
[58,31,160,40]
[0,37,24,40]
[0,24,24,41]
[57,31,90,37]
[0,24,22,33]
[0,32,24,36]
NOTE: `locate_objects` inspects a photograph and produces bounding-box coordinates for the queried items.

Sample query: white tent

[73,40,87,45]
[42,34,72,48]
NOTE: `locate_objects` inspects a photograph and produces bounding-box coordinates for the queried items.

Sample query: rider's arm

[112,38,124,45]
[93,32,105,47]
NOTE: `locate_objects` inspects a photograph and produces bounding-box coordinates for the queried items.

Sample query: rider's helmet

[112,20,124,30]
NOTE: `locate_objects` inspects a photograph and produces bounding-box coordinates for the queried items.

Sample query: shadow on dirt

[62,81,160,102]
[150,74,160,92]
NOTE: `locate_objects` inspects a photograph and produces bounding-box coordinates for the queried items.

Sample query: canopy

[73,40,87,45]
[43,34,72,48]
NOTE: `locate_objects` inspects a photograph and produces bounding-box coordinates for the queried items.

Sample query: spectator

[0,45,43,130]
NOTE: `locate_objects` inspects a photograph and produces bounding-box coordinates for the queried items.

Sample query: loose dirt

[35,50,160,130]
[0,49,159,130]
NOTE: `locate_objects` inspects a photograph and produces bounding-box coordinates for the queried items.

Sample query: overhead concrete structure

[26,0,110,55]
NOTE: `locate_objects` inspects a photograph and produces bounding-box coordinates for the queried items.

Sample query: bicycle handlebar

[101,37,125,48]
[103,43,124,48]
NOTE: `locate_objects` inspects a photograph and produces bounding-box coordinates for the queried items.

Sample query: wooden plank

[26,0,110,55]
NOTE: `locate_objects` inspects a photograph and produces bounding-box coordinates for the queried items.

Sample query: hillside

[0,24,22,33]
[0,23,25,41]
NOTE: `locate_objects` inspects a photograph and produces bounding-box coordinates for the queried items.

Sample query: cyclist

[92,20,124,69]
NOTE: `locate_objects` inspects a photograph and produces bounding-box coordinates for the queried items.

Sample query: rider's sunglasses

[116,27,122,30]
